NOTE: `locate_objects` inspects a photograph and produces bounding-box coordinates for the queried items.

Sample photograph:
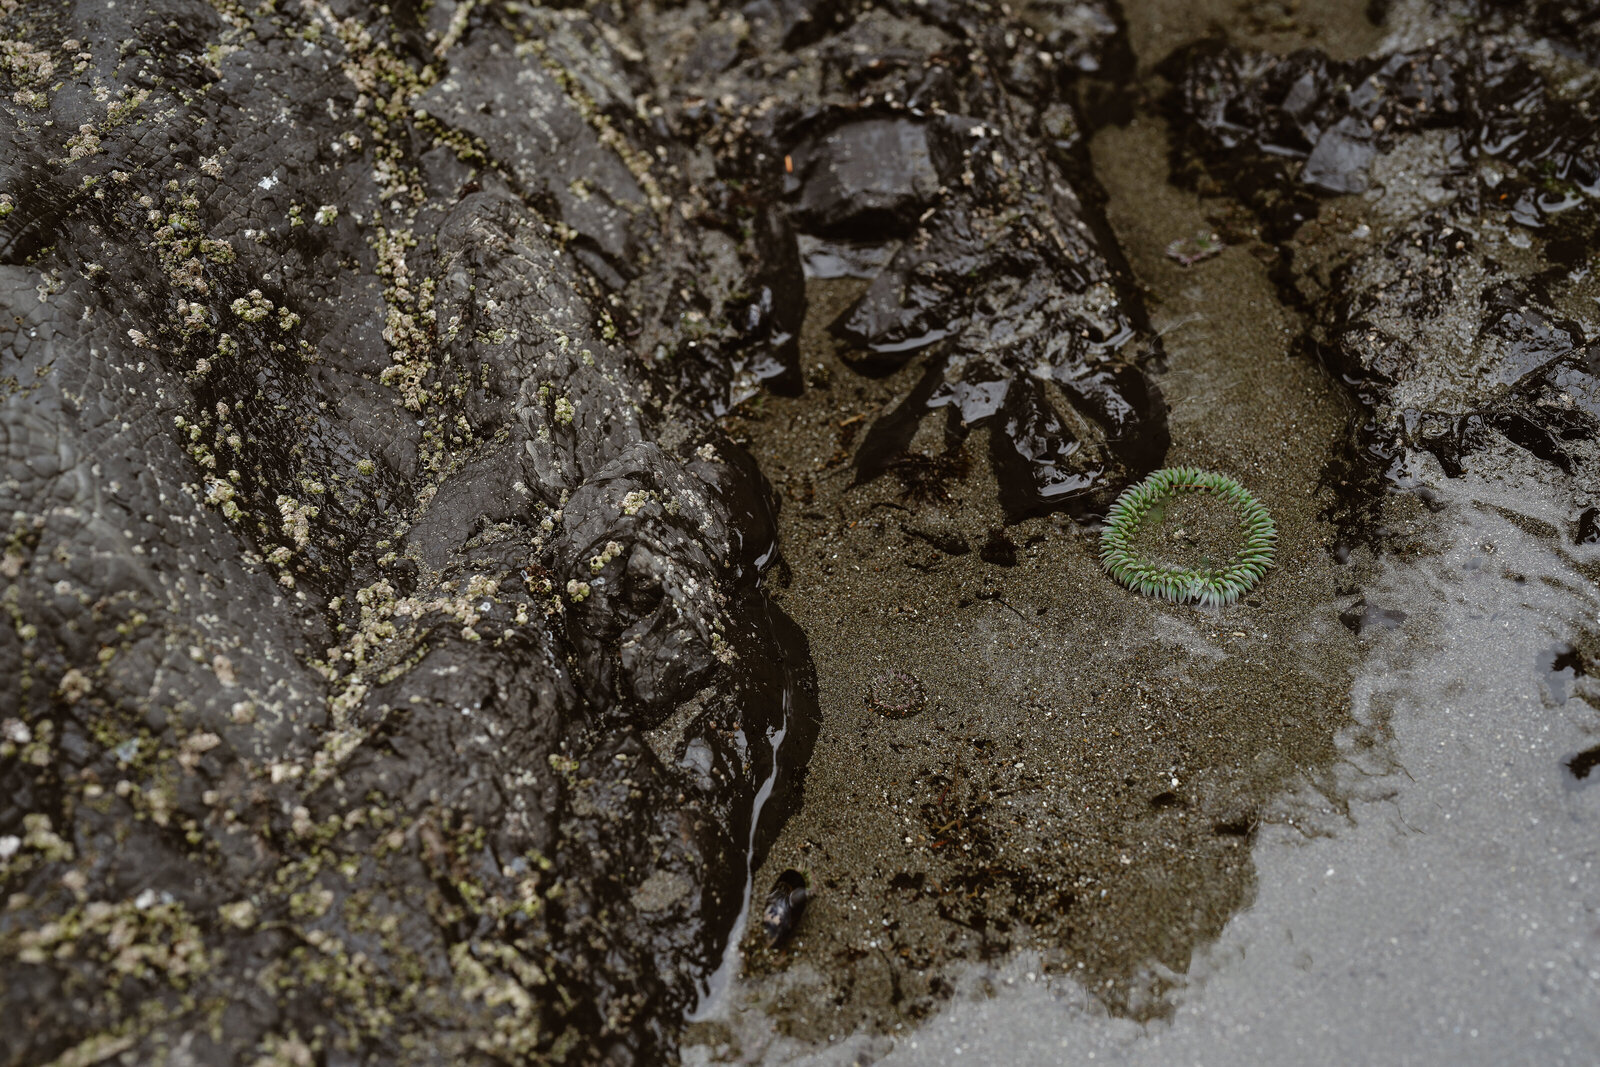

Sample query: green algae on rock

[1100,467,1277,607]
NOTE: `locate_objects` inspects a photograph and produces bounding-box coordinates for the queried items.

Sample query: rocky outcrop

[0,0,1161,1061]
[0,2,815,1062]
[1167,0,1600,483]
[650,0,1169,520]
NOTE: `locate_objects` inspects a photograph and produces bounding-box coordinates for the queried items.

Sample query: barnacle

[1099,467,1276,607]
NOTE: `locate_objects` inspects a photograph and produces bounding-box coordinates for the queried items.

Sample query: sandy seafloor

[679,1,1600,1063]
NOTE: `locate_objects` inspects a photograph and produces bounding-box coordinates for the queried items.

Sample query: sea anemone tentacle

[1099,468,1276,606]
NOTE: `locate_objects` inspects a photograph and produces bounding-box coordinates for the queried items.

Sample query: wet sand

[848,462,1600,1066]
[681,2,1600,1062]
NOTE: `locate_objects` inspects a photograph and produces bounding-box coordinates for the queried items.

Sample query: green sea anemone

[1099,467,1276,607]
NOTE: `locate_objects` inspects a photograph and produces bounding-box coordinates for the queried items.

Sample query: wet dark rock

[416,41,647,272]
[1167,3,1600,486]
[1567,743,1600,782]
[760,868,812,946]
[0,1,822,1063]
[1167,41,1472,235]
[1575,507,1600,544]
[664,0,1169,520]
[790,117,946,238]
[1482,0,1600,68]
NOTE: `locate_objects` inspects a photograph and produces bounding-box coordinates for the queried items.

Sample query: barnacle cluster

[1099,467,1276,607]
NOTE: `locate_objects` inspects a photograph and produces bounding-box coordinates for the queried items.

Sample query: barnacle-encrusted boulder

[0,1,817,1062]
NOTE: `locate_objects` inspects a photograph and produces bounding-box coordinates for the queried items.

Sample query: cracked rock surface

[0,1,821,1063]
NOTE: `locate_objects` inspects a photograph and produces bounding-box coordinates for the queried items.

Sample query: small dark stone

[761,869,812,946]
[1567,745,1600,782]
[1339,598,1408,633]
[1577,507,1600,544]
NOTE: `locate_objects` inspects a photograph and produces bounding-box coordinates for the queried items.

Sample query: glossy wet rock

[653,0,1169,521]
[1166,1,1600,483]
[0,1,818,1063]
[789,118,945,238]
